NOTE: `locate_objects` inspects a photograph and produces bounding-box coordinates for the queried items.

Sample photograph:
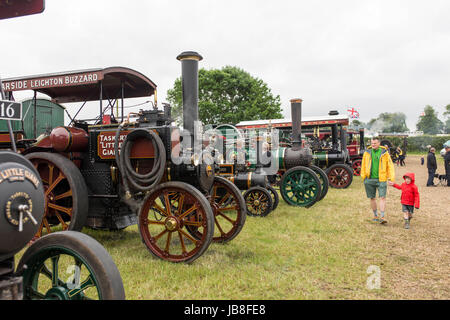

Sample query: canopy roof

[235,114,349,129]
[2,67,157,104]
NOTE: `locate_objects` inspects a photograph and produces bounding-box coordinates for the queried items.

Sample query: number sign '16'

[0,100,22,121]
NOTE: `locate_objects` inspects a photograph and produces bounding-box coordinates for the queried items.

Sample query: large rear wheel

[352,159,362,176]
[267,185,280,211]
[25,152,88,237]
[208,176,247,243]
[326,163,353,189]
[309,165,329,202]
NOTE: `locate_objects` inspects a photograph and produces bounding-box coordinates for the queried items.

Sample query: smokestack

[331,124,339,150]
[359,128,365,153]
[290,98,303,149]
[340,126,348,161]
[177,51,203,138]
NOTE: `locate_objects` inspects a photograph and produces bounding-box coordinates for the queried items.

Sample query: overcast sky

[2,0,450,130]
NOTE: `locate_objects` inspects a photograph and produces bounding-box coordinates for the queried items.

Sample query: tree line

[166,65,450,135]
[352,105,450,135]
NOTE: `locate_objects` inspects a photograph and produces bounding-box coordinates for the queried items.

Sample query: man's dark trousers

[427,169,436,186]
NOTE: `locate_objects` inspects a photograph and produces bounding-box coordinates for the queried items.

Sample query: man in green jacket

[361,137,396,224]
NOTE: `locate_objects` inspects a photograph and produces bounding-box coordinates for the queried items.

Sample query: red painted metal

[50,126,88,152]
[0,0,45,20]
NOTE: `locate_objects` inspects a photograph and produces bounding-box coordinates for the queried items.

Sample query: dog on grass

[434,173,448,185]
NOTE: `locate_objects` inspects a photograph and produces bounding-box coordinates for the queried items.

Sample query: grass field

[29,155,450,300]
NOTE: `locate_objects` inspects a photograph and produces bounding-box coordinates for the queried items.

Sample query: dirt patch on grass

[359,155,449,299]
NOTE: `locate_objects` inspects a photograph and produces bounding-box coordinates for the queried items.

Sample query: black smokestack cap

[290,98,303,149]
[177,51,203,138]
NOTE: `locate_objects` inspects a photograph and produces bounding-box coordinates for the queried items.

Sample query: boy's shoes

[372,217,379,222]
[379,217,387,224]
[404,220,410,229]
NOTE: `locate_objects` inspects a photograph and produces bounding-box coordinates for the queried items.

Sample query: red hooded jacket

[393,172,420,208]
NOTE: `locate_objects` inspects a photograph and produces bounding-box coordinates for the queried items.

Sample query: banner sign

[1,71,103,92]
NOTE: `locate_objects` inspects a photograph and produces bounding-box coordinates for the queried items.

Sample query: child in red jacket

[388,172,420,229]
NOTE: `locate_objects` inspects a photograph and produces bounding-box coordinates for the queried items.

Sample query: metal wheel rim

[30,158,74,237]
[208,179,245,242]
[244,188,272,217]
[328,166,352,188]
[22,246,101,300]
[352,160,362,176]
[139,185,212,263]
[280,168,320,207]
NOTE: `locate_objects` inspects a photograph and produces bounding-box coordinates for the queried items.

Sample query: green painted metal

[280,167,321,207]
[22,246,101,300]
[0,98,65,139]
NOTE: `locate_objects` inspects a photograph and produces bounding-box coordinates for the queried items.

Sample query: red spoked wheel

[208,176,246,243]
[352,159,362,176]
[25,152,88,238]
[138,181,214,263]
[326,164,354,189]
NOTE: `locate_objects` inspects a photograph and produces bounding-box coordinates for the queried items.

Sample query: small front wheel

[138,181,214,263]
[280,166,321,207]
[244,186,273,217]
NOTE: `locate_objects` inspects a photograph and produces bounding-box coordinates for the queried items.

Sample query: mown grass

[16,156,449,300]
[79,172,438,300]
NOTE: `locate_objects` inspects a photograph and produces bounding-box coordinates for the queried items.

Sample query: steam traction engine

[213,123,278,217]
[276,99,329,207]
[217,99,329,211]
[308,120,354,189]
[3,52,246,263]
[0,150,125,300]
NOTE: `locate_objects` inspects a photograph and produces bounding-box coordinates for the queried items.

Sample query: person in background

[444,144,450,187]
[361,137,395,224]
[426,147,437,187]
[399,146,406,166]
[388,173,420,229]
[396,146,404,166]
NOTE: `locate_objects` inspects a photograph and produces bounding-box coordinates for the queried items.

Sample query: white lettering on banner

[2,73,100,91]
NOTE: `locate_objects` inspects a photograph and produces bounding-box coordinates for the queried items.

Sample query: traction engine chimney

[176,51,203,141]
[290,98,303,150]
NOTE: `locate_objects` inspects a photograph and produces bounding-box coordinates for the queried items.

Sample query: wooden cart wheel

[280,166,321,207]
[16,231,125,300]
[352,159,362,176]
[326,163,354,189]
[138,181,214,263]
[25,152,88,238]
[243,186,273,217]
